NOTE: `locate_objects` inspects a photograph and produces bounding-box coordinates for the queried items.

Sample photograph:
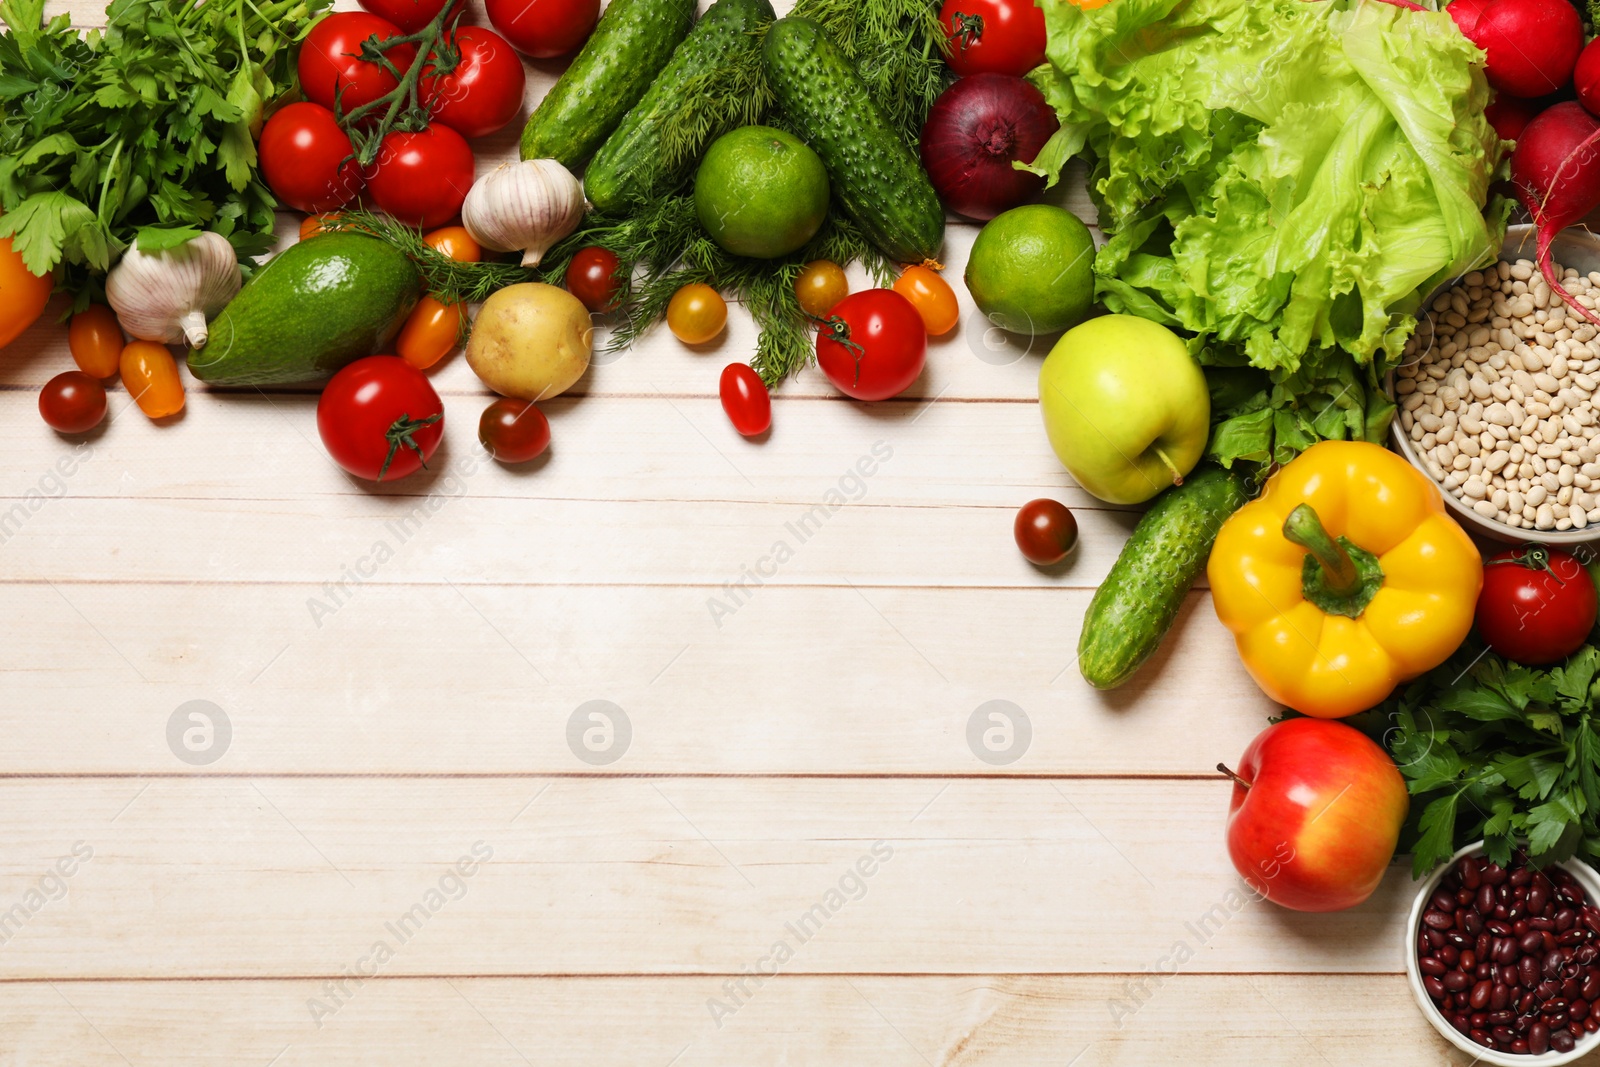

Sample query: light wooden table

[4,2,1480,1063]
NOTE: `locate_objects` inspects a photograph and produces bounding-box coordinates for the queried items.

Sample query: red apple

[1221,718,1408,913]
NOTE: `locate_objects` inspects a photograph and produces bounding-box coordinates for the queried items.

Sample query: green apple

[1038,315,1210,505]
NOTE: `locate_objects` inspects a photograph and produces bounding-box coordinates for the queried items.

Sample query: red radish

[1446,0,1491,33]
[920,74,1060,222]
[1463,0,1583,99]
[1485,94,1541,141]
[1511,101,1600,328]
[1579,39,1600,117]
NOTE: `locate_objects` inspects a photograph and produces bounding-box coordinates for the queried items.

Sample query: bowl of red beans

[1408,842,1600,1063]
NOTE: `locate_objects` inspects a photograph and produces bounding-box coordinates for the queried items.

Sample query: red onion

[920,73,1059,222]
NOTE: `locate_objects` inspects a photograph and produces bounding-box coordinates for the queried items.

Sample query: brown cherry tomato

[894,264,960,336]
[567,247,623,313]
[39,371,107,433]
[398,295,466,370]
[796,259,849,318]
[479,397,551,464]
[424,225,482,263]
[1014,499,1078,565]
[119,341,185,419]
[68,303,124,378]
[667,283,727,345]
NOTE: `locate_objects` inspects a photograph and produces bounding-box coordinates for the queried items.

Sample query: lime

[965,205,1096,335]
[695,126,830,260]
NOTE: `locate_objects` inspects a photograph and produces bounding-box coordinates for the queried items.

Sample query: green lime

[694,126,830,260]
[965,205,1096,335]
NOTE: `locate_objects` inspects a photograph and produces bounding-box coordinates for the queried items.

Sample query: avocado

[190,233,422,386]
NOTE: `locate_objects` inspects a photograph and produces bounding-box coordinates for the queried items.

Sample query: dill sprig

[320,210,537,303]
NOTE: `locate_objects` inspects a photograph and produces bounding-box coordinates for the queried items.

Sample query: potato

[466,283,593,401]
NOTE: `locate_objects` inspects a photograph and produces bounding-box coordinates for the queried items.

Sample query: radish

[1511,101,1600,328]
[1485,95,1541,141]
[1464,0,1583,99]
[1578,39,1600,118]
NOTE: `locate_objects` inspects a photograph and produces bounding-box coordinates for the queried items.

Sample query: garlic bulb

[462,160,586,268]
[106,231,242,349]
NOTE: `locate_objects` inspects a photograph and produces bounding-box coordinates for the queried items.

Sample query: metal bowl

[1387,224,1600,545]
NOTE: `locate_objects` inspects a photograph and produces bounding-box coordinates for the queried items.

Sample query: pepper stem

[1282,504,1361,599]
[1217,763,1251,790]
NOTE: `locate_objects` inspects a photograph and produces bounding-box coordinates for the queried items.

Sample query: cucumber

[1078,466,1251,690]
[519,0,697,171]
[189,234,421,386]
[584,0,776,215]
[762,17,945,264]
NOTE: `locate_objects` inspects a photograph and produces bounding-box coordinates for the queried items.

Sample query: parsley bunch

[1382,642,1600,878]
[0,0,327,303]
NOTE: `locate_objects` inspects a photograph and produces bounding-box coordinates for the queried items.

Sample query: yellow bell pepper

[1208,441,1482,719]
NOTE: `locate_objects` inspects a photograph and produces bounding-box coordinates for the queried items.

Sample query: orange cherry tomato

[398,295,467,370]
[795,259,849,318]
[893,265,960,336]
[667,283,727,345]
[424,226,481,263]
[68,304,125,378]
[0,235,53,349]
[119,341,186,419]
[299,213,344,240]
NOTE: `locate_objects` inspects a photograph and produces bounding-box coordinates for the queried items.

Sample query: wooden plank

[0,778,1414,978]
[0,974,1462,1066]
[0,585,1275,774]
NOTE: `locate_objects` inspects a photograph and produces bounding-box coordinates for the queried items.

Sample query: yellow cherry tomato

[668,283,727,345]
[795,259,849,318]
[69,304,125,378]
[398,295,467,370]
[120,341,185,419]
[299,213,343,240]
[424,226,481,263]
[0,235,52,349]
[893,264,960,336]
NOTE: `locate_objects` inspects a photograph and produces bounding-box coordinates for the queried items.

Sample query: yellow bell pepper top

[1207,440,1482,719]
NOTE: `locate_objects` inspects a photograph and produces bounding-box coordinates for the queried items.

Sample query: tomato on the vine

[720,363,771,437]
[1014,499,1078,565]
[317,356,445,483]
[421,26,527,139]
[1477,546,1597,665]
[567,247,623,313]
[667,284,727,345]
[893,265,959,336]
[39,372,107,434]
[939,0,1048,77]
[484,0,600,59]
[365,125,475,228]
[359,0,463,34]
[796,259,849,318]
[479,398,550,464]
[259,103,364,213]
[298,13,417,117]
[816,289,927,401]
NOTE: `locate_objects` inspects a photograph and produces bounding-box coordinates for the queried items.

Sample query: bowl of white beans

[1390,224,1600,544]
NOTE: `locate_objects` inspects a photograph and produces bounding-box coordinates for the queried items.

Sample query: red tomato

[1013,499,1078,565]
[479,398,551,464]
[317,356,445,482]
[421,27,527,139]
[815,289,927,401]
[258,103,364,213]
[39,372,107,434]
[567,247,623,313]
[299,13,417,117]
[939,0,1047,77]
[719,363,771,437]
[1477,546,1598,665]
[484,0,600,59]
[365,125,476,229]
[359,0,463,33]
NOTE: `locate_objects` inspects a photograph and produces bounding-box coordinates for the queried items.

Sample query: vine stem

[337,1,463,168]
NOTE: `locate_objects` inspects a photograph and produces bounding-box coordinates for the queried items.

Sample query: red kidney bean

[1420,957,1446,977]
[1561,929,1590,946]
[1508,904,1527,922]
[1473,1011,1490,1028]
[1530,886,1549,914]
[1493,1025,1517,1045]
[1481,886,1500,914]
[1495,938,1519,963]
[1573,1020,1587,1038]
[1545,997,1570,1014]
[1538,980,1563,1000]
[1434,890,1460,913]
[1484,862,1508,885]
[1586,1016,1599,1032]
[1557,908,1577,932]
[1492,982,1512,1010]
[1445,971,1472,992]
[1564,977,1584,1001]
[1470,1028,1494,1048]
[1522,957,1542,988]
[1423,975,1447,1000]
[1502,965,1520,987]
[1514,918,1531,936]
[1478,962,1494,981]
[1461,949,1478,971]
[1531,917,1556,931]
[1574,998,1590,1021]
[1464,912,1485,937]
[1495,904,1512,921]
[1521,991,1538,1013]
[1471,980,1493,1009]
[1452,1012,1472,1034]
[1440,944,1459,966]
[1463,859,1483,889]
[1424,910,1454,930]
[1511,1038,1529,1053]
[1522,931,1547,955]
[1477,933,1493,959]
[1530,1021,1551,1054]
[1585,972,1600,1001]
[1488,1008,1515,1025]
[1546,931,1561,953]
[1488,919,1515,936]
[1554,1028,1578,1052]
[1512,868,1533,887]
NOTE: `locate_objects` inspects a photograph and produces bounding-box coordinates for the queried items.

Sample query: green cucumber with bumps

[584,0,776,215]
[519,0,697,171]
[761,17,944,264]
[1078,466,1251,690]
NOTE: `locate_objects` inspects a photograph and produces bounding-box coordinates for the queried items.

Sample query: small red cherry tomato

[258,103,364,213]
[1014,499,1078,565]
[364,125,476,229]
[1477,546,1598,665]
[479,398,551,464]
[420,26,527,139]
[567,247,623,313]
[719,363,771,437]
[298,12,417,117]
[39,371,108,434]
[317,356,445,482]
[939,0,1048,77]
[816,289,927,401]
[484,0,600,59]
